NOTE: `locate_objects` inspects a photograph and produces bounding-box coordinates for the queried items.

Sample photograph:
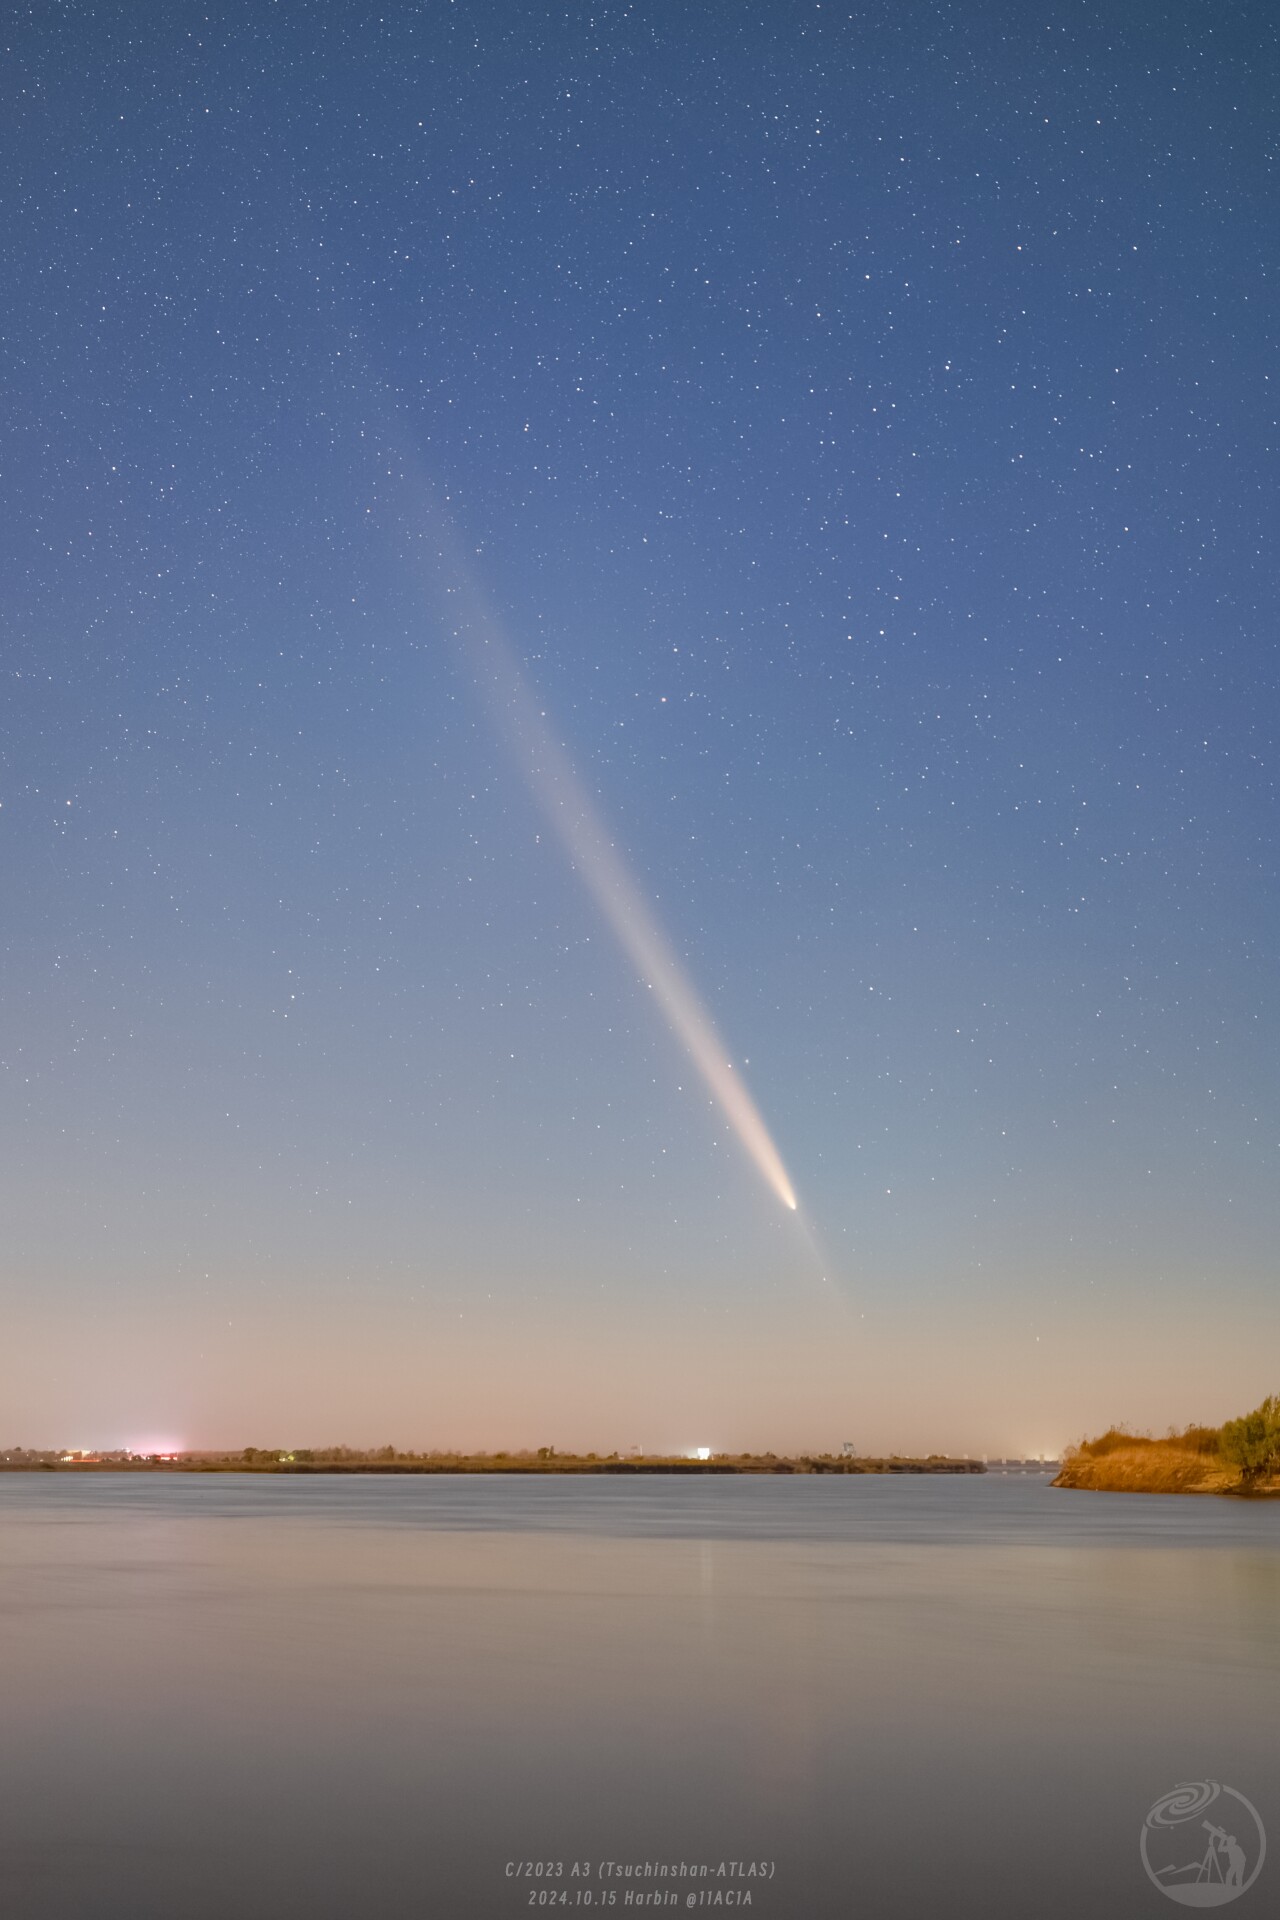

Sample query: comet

[425,534,798,1214]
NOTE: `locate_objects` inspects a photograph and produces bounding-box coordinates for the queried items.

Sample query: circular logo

[1141,1782,1266,1906]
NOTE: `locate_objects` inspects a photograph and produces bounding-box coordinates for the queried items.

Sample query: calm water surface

[2,1473,1278,1920]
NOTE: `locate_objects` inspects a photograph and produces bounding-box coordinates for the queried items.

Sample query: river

[2,1472,1277,1918]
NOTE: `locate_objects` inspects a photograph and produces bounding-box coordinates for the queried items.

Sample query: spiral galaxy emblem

[1141,1781,1266,1905]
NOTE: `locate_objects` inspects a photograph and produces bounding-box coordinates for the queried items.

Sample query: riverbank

[1052,1446,1238,1494]
[1052,1421,1280,1497]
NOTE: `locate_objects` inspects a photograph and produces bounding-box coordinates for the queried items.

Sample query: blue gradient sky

[3,0,1276,1453]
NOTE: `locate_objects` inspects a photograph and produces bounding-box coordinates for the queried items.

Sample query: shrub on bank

[1076,1427,1154,1459]
[1218,1396,1280,1485]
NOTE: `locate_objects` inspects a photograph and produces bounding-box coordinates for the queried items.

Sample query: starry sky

[3,0,1276,1454]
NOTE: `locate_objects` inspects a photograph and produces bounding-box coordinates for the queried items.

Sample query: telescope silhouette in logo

[1141,1782,1265,1907]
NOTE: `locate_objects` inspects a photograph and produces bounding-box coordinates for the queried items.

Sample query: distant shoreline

[1,1454,987,1477]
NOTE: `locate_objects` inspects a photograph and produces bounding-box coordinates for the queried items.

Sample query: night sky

[4,1,1276,1454]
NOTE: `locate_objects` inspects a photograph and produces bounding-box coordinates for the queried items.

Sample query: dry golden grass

[1053,1443,1237,1494]
[1053,1413,1280,1494]
[1071,1423,1222,1461]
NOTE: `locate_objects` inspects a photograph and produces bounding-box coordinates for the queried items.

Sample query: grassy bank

[1053,1401,1280,1496]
